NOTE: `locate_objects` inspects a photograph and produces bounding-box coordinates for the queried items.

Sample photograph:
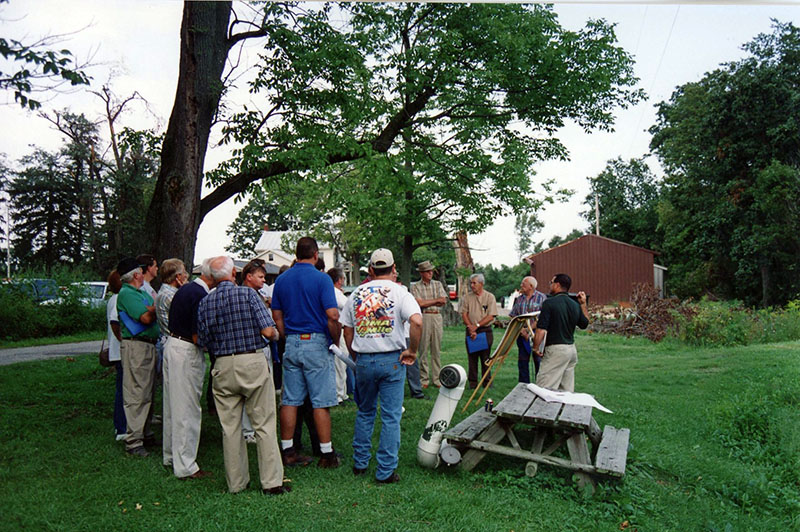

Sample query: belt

[214,350,259,359]
[127,336,157,345]
[170,333,194,344]
[422,310,440,314]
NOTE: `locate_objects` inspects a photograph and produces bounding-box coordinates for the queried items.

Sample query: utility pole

[594,193,600,236]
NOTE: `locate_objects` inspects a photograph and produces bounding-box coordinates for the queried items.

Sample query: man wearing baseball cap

[342,248,422,483]
[116,256,160,457]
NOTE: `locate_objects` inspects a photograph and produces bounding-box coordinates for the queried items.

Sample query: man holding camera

[533,273,589,392]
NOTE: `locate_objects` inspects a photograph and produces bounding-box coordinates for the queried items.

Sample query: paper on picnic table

[527,383,613,414]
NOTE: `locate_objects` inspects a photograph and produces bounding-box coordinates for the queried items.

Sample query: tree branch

[199,85,435,219]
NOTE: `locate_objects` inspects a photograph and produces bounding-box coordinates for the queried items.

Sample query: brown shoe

[263,484,292,496]
[376,471,400,484]
[180,469,213,480]
[281,447,313,467]
[317,450,341,468]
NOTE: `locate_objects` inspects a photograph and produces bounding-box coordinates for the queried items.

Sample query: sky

[2,1,800,268]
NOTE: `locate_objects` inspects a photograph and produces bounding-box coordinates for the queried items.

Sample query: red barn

[524,234,663,306]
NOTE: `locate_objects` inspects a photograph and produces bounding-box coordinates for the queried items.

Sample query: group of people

[105,238,452,494]
[105,236,589,495]
[461,272,589,392]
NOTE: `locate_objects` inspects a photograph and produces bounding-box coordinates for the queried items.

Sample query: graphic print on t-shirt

[353,285,394,337]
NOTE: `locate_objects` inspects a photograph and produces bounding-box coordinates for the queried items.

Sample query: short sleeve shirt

[341,280,421,353]
[271,263,338,335]
[155,284,178,335]
[410,279,447,312]
[168,278,210,339]
[197,281,274,355]
[117,283,160,340]
[460,289,498,327]
[536,292,589,345]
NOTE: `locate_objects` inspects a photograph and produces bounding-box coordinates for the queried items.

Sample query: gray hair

[470,273,485,284]
[120,270,137,283]
[523,276,537,290]
[200,257,213,277]
[209,256,234,281]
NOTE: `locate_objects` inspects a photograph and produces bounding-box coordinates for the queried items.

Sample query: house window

[268,253,274,261]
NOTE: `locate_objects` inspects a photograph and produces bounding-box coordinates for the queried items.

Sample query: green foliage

[0,0,90,110]
[671,299,800,347]
[582,157,662,250]
[477,261,529,302]
[0,283,104,341]
[650,21,800,306]
[222,3,642,282]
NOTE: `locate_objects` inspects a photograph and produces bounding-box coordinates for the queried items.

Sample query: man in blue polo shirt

[271,236,342,468]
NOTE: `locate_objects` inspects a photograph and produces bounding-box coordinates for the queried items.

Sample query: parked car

[40,281,109,308]
[0,278,59,303]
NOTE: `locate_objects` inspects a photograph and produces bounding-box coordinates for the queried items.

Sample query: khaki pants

[535,343,578,392]
[419,313,443,386]
[162,337,206,477]
[334,336,348,402]
[120,339,157,450]
[212,352,283,493]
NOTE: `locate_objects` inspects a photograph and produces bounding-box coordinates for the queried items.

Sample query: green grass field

[1,328,798,531]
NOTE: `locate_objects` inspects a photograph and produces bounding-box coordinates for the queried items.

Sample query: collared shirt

[460,289,498,327]
[410,279,447,313]
[155,284,178,335]
[509,290,547,318]
[168,278,210,340]
[271,262,337,335]
[197,280,274,355]
[117,283,160,340]
[536,292,589,345]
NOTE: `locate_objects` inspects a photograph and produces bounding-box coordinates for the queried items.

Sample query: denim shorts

[281,333,337,408]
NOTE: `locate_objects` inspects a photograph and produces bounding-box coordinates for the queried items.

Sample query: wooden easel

[462,312,540,411]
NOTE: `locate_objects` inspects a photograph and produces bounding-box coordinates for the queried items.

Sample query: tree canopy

[650,21,800,306]
[214,3,642,280]
[581,157,661,251]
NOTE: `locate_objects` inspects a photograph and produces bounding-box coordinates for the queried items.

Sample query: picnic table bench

[444,383,629,493]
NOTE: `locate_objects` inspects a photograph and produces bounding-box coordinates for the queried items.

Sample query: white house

[252,229,337,272]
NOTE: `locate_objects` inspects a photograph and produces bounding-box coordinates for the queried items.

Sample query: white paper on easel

[527,383,613,414]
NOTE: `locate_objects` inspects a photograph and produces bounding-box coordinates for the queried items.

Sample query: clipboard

[466,331,489,354]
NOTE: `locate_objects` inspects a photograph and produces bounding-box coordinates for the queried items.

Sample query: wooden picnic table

[444,383,629,493]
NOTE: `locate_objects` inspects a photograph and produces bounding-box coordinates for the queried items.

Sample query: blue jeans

[352,351,405,480]
[406,359,424,398]
[517,337,542,384]
[113,361,127,435]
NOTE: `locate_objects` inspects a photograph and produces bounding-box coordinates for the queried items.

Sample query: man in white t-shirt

[341,248,422,484]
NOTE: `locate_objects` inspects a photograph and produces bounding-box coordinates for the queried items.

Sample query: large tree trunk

[454,230,473,301]
[148,2,232,267]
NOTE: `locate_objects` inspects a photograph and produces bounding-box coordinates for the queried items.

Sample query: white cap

[369,248,394,268]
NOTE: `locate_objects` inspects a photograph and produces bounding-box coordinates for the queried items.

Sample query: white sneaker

[115,433,126,441]
[244,433,257,444]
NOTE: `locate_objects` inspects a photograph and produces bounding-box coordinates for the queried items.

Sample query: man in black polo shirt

[162,259,216,479]
[532,273,589,392]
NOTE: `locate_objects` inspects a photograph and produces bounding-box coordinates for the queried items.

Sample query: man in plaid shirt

[197,256,289,496]
[508,276,547,383]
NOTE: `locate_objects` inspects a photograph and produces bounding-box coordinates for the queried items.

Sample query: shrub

[0,277,105,341]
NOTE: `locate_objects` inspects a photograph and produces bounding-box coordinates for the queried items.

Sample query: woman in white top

[106,270,126,440]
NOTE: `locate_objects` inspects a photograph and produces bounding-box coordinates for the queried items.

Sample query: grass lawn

[1,328,799,531]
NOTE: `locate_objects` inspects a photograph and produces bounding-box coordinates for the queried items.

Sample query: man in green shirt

[116,257,160,457]
[532,273,589,392]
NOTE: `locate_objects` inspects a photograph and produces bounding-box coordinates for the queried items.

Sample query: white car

[42,281,109,307]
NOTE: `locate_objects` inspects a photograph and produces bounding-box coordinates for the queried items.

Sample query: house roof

[254,230,333,255]
[524,234,658,264]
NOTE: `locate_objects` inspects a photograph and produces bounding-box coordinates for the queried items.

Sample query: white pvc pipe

[417,364,467,468]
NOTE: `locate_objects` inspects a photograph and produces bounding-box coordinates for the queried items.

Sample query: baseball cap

[370,248,394,268]
[117,257,143,278]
